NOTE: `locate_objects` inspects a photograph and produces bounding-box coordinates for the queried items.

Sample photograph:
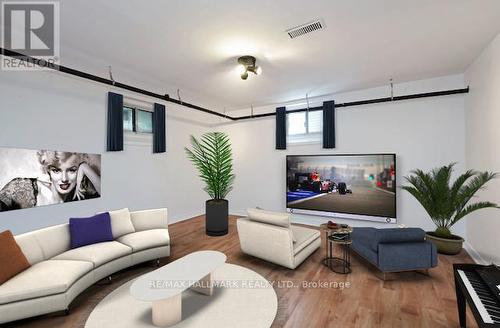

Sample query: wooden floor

[4,216,478,328]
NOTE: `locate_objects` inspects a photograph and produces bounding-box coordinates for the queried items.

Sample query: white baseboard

[463,241,488,265]
[289,215,326,227]
[230,208,400,228]
[230,209,247,217]
[168,212,204,225]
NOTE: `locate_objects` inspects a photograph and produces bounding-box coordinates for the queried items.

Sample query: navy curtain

[153,103,166,153]
[107,92,124,151]
[322,100,336,148]
[275,107,286,150]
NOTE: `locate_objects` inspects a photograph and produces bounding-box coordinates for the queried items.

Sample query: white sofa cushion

[52,241,132,268]
[107,208,136,239]
[0,260,93,305]
[130,208,168,231]
[237,218,295,269]
[117,229,170,252]
[19,224,71,260]
[247,208,291,228]
[237,217,320,270]
[14,233,44,265]
[291,226,320,255]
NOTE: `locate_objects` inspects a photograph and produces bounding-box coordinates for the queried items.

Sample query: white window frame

[123,104,153,147]
[287,109,323,145]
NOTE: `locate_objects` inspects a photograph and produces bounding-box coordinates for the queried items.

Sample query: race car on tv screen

[288,171,351,194]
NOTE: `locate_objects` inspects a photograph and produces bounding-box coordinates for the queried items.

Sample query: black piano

[454,263,500,327]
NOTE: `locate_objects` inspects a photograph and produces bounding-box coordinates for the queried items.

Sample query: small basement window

[123,106,153,133]
[287,110,322,144]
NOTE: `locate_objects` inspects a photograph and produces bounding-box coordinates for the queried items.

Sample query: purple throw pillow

[69,212,113,249]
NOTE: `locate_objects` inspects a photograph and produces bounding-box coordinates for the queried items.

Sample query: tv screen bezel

[286,153,397,221]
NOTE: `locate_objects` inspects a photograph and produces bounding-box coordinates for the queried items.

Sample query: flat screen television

[286,154,396,223]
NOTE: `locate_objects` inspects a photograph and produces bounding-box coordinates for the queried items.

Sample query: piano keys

[454,263,500,328]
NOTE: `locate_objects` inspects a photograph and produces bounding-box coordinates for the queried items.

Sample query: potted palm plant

[185,132,235,236]
[402,163,498,255]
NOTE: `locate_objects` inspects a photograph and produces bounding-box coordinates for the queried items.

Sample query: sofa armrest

[375,228,425,245]
[236,218,294,269]
[130,208,168,231]
[353,227,426,252]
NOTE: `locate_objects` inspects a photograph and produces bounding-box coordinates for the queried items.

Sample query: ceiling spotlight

[237,55,262,80]
[236,64,246,75]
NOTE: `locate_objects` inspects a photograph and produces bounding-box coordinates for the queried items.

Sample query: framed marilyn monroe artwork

[0,147,101,212]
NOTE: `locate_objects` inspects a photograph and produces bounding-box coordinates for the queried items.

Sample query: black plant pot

[205,199,228,236]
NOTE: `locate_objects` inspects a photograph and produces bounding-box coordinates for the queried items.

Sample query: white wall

[0,68,474,242]
[221,75,468,235]
[464,33,500,264]
[0,69,213,234]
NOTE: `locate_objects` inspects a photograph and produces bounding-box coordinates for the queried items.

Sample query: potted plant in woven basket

[402,163,498,255]
[185,132,235,236]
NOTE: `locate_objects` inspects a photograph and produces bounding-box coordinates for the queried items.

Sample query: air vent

[286,19,325,39]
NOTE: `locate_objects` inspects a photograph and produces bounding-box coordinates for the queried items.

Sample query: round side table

[319,224,353,274]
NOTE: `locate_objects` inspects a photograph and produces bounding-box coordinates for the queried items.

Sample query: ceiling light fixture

[237,55,262,80]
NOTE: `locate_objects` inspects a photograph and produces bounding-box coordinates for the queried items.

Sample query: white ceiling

[59,0,500,111]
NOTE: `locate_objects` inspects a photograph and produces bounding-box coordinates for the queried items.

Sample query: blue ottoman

[351,227,437,279]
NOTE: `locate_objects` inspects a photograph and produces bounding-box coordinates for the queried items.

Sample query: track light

[237,55,262,80]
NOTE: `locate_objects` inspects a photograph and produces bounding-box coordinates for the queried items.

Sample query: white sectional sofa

[0,208,170,324]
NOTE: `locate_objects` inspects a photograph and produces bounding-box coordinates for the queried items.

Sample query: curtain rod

[1,48,469,122]
[233,87,469,120]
